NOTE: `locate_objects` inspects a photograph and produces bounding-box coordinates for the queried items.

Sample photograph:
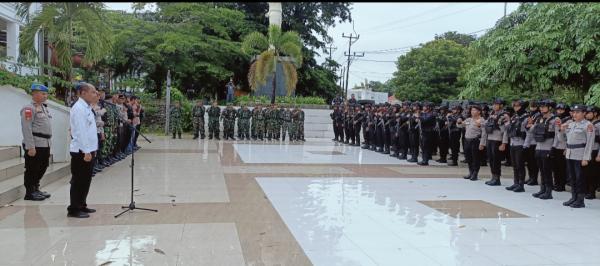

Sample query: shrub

[235,95,326,106]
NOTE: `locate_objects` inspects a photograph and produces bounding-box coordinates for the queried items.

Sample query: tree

[459,3,600,104]
[18,3,113,100]
[391,39,469,103]
[242,24,303,104]
[434,31,476,47]
[217,2,352,98]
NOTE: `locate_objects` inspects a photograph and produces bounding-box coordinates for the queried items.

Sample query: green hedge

[235,95,326,105]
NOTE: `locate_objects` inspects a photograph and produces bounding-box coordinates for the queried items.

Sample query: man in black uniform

[375,105,385,152]
[361,105,371,149]
[407,102,421,163]
[330,105,342,142]
[390,104,401,158]
[397,102,411,160]
[353,105,363,146]
[447,105,463,166]
[436,105,450,164]
[382,103,393,154]
[417,102,436,166]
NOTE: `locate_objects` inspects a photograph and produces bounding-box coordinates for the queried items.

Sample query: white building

[346,88,389,104]
[0,2,44,76]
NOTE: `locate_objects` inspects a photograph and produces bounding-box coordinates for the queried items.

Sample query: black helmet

[585,106,599,113]
[411,101,422,108]
[555,103,569,110]
[538,99,556,109]
[492,98,506,105]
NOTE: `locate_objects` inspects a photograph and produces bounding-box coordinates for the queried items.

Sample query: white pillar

[267,2,282,27]
[6,22,20,62]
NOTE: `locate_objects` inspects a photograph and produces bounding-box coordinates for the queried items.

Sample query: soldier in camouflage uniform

[265,105,273,140]
[170,100,183,139]
[277,105,285,140]
[221,103,237,140]
[295,106,306,141]
[192,100,206,139]
[100,94,117,166]
[281,106,292,141]
[207,101,221,140]
[238,104,252,140]
[253,104,265,140]
[251,103,260,140]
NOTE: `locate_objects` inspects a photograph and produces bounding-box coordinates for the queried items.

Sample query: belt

[567,143,586,149]
[32,132,52,139]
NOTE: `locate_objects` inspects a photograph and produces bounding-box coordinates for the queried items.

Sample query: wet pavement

[1,136,599,265]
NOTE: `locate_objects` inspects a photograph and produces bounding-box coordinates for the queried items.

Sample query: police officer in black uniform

[505,99,529,193]
[397,102,411,160]
[417,102,436,166]
[353,104,363,146]
[436,104,450,164]
[407,102,421,163]
[447,105,464,166]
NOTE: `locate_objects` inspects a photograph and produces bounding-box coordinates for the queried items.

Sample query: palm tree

[242,24,302,104]
[17,3,113,100]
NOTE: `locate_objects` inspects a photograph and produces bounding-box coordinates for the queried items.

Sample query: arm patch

[23,107,33,121]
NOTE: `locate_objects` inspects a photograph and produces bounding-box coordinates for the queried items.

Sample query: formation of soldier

[331,99,600,208]
[94,90,144,177]
[169,101,306,141]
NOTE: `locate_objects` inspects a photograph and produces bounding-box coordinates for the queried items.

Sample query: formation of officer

[331,98,600,208]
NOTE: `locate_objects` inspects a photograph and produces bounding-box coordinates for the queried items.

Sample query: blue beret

[31,83,48,92]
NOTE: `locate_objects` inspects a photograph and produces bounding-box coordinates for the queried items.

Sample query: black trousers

[362,125,368,144]
[383,127,390,151]
[421,131,434,162]
[525,145,539,180]
[22,145,50,194]
[354,123,361,145]
[449,130,461,162]
[337,123,344,141]
[510,145,526,183]
[567,159,584,194]
[117,126,126,154]
[333,121,339,140]
[375,125,384,149]
[465,138,481,176]
[439,130,449,160]
[486,140,503,176]
[551,148,567,188]
[535,150,553,188]
[68,151,95,213]
[398,129,409,156]
[409,130,420,159]
[583,150,599,195]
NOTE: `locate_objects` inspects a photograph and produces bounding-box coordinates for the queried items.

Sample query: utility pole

[503,2,507,17]
[342,33,363,100]
[340,67,345,95]
[165,70,171,135]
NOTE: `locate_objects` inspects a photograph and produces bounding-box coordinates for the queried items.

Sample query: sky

[104,2,520,88]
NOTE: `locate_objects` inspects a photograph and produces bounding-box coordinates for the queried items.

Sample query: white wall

[0,85,70,162]
[347,89,388,104]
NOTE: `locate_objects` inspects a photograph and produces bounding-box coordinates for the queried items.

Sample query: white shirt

[70,98,98,153]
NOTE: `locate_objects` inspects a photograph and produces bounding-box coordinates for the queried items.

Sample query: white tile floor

[234,142,442,165]
[257,177,600,266]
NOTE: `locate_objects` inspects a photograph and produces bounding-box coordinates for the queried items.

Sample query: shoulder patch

[23,107,33,120]
[587,123,594,132]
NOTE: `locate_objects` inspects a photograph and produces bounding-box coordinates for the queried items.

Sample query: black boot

[584,193,596,200]
[526,177,538,186]
[464,170,473,179]
[398,154,407,160]
[178,133,182,139]
[539,186,553,200]
[532,185,546,198]
[469,170,479,181]
[513,181,525,192]
[569,193,586,208]
[209,134,213,140]
[486,175,501,186]
[193,134,198,140]
[172,133,176,139]
[506,178,518,191]
[563,190,577,206]
[24,190,46,201]
[417,160,429,166]
[436,157,447,164]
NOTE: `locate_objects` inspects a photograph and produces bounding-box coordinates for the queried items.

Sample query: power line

[368,3,488,35]
[342,32,364,99]
[354,59,398,63]
[359,4,453,33]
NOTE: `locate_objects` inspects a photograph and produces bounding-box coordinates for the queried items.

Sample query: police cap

[31,83,48,92]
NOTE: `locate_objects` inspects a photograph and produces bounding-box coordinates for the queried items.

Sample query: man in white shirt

[68,83,99,218]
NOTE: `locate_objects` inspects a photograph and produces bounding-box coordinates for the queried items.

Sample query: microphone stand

[114,117,158,218]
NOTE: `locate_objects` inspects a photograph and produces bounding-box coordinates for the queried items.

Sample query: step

[0,146,20,162]
[0,162,70,206]
[0,157,25,183]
